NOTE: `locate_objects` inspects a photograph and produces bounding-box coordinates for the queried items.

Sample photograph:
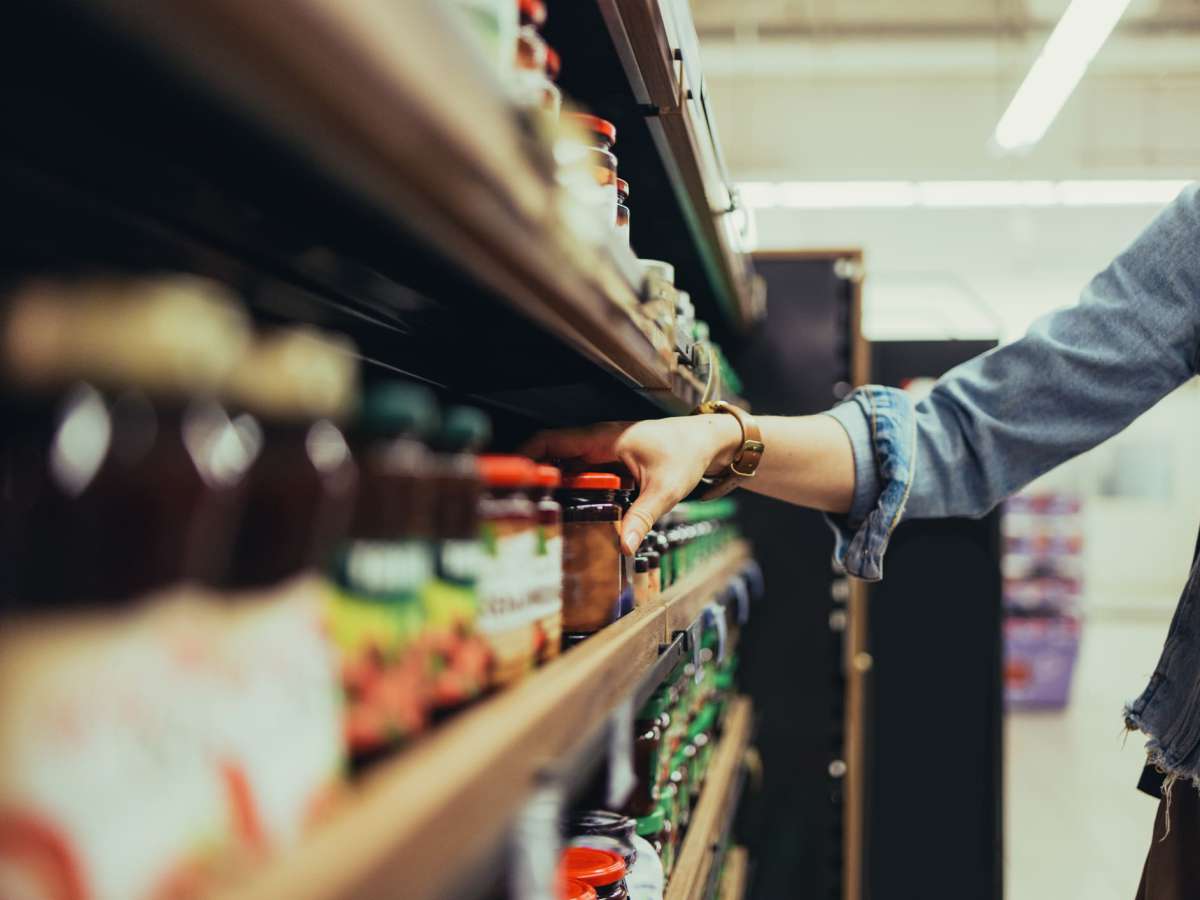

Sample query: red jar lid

[616,178,629,200]
[519,0,547,27]
[561,846,626,886]
[561,472,622,491]
[568,113,617,146]
[545,46,561,80]
[478,455,537,487]
[562,878,598,900]
[535,464,562,488]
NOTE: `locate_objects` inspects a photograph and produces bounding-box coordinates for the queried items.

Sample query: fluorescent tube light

[992,0,1134,152]
[737,180,1190,210]
[918,181,1058,208]
[775,181,917,208]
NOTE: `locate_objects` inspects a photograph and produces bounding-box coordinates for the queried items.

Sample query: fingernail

[623,530,640,554]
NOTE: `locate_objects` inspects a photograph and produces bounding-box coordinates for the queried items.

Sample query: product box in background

[1004,616,1082,709]
[1002,491,1084,709]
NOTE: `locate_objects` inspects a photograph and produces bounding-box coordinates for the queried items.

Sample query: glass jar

[332,383,439,762]
[477,455,540,686]
[628,691,668,817]
[533,464,564,663]
[564,113,619,231]
[0,277,256,898]
[570,810,638,868]
[633,555,651,608]
[648,530,669,591]
[615,178,630,244]
[427,406,493,711]
[220,327,358,851]
[657,782,683,872]
[639,261,678,358]
[558,472,623,638]
[561,846,629,900]
[632,810,670,893]
[639,537,661,600]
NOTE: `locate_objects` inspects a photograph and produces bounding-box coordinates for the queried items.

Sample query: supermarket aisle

[1005,613,1173,900]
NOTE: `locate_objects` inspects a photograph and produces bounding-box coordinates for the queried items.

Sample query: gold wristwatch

[694,400,764,500]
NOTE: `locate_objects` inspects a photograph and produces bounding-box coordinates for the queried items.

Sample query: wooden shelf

[2,0,747,424]
[666,696,754,900]
[215,542,751,900]
[718,846,750,900]
[594,0,762,332]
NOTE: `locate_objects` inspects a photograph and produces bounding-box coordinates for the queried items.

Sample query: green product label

[328,539,433,657]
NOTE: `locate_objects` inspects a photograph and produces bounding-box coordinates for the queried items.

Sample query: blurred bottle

[0,275,255,900]
[213,327,359,862]
[425,405,494,713]
[327,382,439,767]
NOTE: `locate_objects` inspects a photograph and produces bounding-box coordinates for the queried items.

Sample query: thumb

[621,480,677,556]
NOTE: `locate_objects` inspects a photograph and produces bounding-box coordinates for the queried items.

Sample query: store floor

[1006,611,1174,900]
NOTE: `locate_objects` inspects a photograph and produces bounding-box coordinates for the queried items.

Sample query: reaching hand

[521,415,742,555]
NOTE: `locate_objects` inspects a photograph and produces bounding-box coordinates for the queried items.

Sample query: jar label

[0,589,232,900]
[561,520,622,632]
[218,574,344,852]
[477,522,541,686]
[327,539,436,751]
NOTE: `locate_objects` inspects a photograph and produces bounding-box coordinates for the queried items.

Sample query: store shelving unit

[2,0,749,425]
[2,2,761,898]
[217,543,752,900]
[544,1,764,341]
[717,846,750,900]
[665,697,753,900]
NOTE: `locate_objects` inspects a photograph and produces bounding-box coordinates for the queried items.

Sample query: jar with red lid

[558,472,624,639]
[514,4,560,120]
[558,113,620,238]
[561,846,629,900]
[477,455,540,686]
[533,464,564,662]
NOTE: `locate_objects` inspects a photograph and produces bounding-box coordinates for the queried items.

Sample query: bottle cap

[360,382,439,438]
[478,454,537,487]
[560,846,626,886]
[562,879,597,900]
[561,472,621,491]
[535,464,562,488]
[518,0,546,26]
[567,113,617,146]
[439,405,492,452]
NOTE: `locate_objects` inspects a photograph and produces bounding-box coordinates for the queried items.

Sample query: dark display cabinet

[859,340,1004,900]
[737,252,866,900]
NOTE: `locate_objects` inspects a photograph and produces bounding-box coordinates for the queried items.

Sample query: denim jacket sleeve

[823,183,1200,581]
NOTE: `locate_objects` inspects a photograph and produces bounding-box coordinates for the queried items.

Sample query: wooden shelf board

[215,542,750,900]
[599,0,756,332]
[82,0,712,407]
[718,846,750,900]
[665,696,753,900]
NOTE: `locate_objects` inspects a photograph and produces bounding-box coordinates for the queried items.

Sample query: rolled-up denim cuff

[824,402,879,527]
[821,386,917,582]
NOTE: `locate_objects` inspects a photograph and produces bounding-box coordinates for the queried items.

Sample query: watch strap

[694,401,764,499]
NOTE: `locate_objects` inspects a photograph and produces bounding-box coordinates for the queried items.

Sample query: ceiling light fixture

[737,180,1190,210]
[992,0,1134,152]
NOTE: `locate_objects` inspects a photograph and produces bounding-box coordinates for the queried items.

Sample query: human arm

[521,413,856,555]
[526,184,1200,574]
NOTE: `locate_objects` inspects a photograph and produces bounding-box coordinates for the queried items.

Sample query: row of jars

[0,274,749,900]
[452,0,633,249]
[554,585,753,900]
